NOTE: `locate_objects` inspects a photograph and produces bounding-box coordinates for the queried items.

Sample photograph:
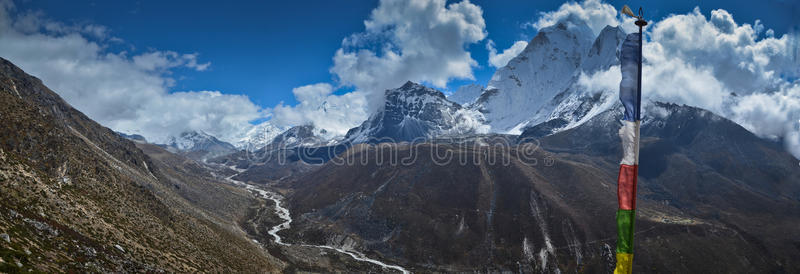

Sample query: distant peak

[387,81,446,99]
[400,80,421,90]
[539,20,592,35]
[599,25,622,33]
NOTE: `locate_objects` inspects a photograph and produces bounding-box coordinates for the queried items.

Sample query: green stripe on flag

[616,209,635,254]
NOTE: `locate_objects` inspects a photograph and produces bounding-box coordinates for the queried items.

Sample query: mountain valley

[1,14,798,273]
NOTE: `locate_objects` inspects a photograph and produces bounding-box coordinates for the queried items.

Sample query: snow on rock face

[448,83,484,106]
[345,81,488,143]
[476,21,594,133]
[582,25,627,74]
[268,124,331,149]
[474,22,626,135]
[164,130,236,156]
[538,25,626,134]
[236,122,286,150]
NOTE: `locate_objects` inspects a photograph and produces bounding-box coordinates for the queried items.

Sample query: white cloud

[131,51,209,72]
[642,44,730,112]
[7,6,116,41]
[528,0,631,36]
[330,0,487,111]
[765,29,775,38]
[729,85,800,158]
[112,91,264,143]
[271,83,368,137]
[486,39,527,68]
[649,7,796,94]
[0,2,262,143]
[709,9,736,34]
[576,65,620,94]
[291,82,334,103]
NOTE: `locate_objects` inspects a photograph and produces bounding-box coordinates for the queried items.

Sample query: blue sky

[13,0,798,107]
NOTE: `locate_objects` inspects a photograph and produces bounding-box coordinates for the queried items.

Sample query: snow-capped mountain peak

[526,25,628,135]
[475,21,595,133]
[165,131,226,150]
[582,25,626,74]
[267,124,331,149]
[162,130,237,160]
[236,122,286,150]
[472,22,627,135]
[345,81,488,143]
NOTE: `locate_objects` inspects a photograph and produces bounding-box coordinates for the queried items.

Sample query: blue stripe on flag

[619,33,641,122]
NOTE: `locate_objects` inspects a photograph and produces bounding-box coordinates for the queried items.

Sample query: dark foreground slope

[282,104,800,272]
[0,58,281,272]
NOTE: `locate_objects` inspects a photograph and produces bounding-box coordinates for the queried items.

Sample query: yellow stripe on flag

[614,253,633,274]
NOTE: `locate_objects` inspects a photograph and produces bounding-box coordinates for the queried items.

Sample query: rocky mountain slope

[116,132,148,143]
[0,57,282,272]
[279,103,800,272]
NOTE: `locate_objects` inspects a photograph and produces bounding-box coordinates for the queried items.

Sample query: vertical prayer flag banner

[619,33,641,122]
[615,32,642,274]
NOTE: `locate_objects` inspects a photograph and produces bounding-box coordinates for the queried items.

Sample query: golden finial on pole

[621,5,647,27]
[621,5,637,18]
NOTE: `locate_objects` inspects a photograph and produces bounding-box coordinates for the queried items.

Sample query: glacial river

[227,176,410,274]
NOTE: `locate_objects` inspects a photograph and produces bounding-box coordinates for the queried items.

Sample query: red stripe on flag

[617,164,638,210]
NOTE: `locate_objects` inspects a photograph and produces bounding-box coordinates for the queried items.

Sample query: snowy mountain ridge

[236,122,287,150]
[473,22,626,134]
[267,124,334,149]
[345,81,488,143]
[165,131,229,151]
[161,23,627,151]
[162,130,237,160]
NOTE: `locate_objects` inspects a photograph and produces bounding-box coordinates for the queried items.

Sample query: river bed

[227,176,410,273]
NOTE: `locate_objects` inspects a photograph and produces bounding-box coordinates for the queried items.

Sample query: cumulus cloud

[576,65,620,94]
[329,0,487,111]
[112,91,263,142]
[0,2,261,143]
[528,0,633,36]
[729,85,800,158]
[649,7,796,94]
[486,39,528,68]
[642,44,730,112]
[271,83,368,137]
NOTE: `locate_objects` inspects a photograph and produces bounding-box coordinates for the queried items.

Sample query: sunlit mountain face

[1,0,798,272]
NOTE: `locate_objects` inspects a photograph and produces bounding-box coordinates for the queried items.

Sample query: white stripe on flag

[619,120,640,165]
